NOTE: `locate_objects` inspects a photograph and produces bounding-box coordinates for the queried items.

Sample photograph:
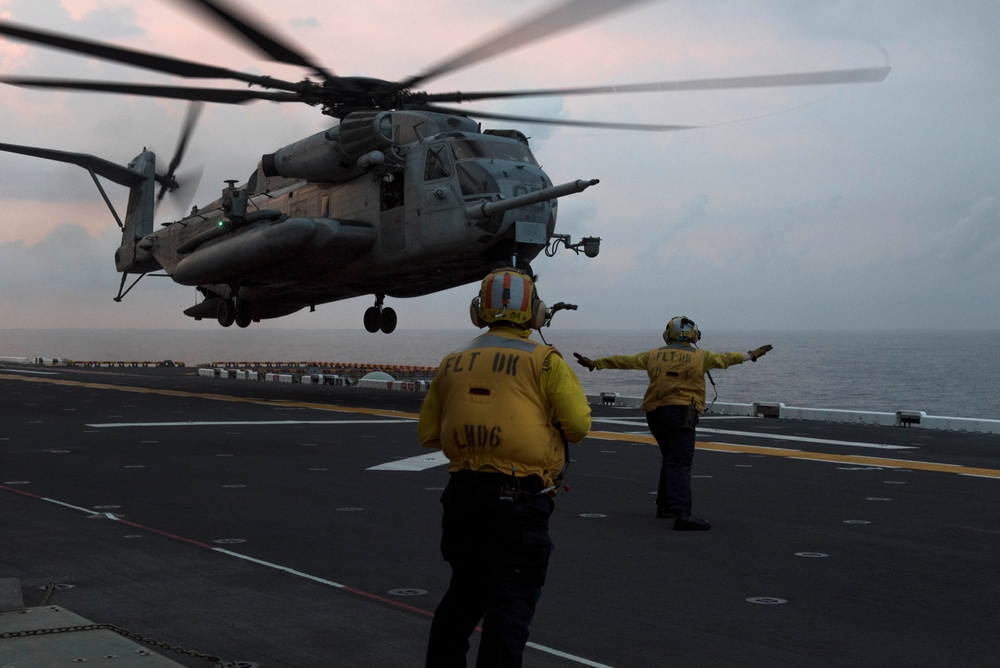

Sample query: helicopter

[0,0,889,333]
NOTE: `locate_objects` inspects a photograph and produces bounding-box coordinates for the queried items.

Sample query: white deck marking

[591,418,913,450]
[43,498,96,514]
[214,549,348,588]
[86,419,414,428]
[697,427,913,450]
[0,367,60,375]
[368,450,449,471]
[526,642,615,667]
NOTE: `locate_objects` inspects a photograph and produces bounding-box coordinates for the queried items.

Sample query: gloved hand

[573,352,596,371]
[749,345,773,361]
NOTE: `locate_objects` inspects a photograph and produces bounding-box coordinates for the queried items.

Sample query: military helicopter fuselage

[0,0,888,333]
[110,108,596,331]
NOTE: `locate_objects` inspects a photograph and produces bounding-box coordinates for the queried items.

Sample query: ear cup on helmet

[681,317,701,341]
[470,297,487,328]
[530,299,547,330]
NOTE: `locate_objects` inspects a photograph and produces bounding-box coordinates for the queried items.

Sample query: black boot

[673,512,711,531]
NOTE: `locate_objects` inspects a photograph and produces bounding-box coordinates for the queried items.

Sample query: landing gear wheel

[235,300,252,328]
[380,307,397,334]
[364,306,381,333]
[365,294,397,333]
[217,299,236,327]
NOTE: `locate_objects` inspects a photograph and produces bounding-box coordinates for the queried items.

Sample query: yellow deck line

[4,373,997,479]
[0,373,420,420]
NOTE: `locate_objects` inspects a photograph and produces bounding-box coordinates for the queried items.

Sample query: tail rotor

[155,101,204,216]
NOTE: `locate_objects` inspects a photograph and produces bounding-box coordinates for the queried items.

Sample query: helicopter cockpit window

[451,139,490,161]
[491,142,537,164]
[423,144,453,181]
[451,139,538,165]
[457,162,498,197]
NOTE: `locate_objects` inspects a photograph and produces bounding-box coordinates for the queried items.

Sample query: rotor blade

[158,102,204,201]
[422,105,699,132]
[399,0,659,91]
[0,20,304,92]
[422,66,893,104]
[0,77,303,104]
[175,165,205,212]
[170,0,336,82]
[0,142,144,186]
[167,102,204,177]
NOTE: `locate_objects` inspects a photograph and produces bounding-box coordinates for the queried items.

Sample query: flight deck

[2,363,998,667]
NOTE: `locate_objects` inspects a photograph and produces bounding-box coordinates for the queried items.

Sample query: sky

[1,0,998,332]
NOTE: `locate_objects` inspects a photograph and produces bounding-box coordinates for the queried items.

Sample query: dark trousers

[426,471,555,668]
[646,405,699,514]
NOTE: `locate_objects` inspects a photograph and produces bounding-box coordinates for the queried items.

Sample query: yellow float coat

[419,326,591,487]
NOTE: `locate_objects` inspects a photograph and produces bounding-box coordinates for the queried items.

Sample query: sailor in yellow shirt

[420,267,591,668]
[575,316,772,531]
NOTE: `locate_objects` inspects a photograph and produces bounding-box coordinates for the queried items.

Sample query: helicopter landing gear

[235,304,253,328]
[217,298,236,327]
[217,296,253,328]
[232,297,254,328]
[381,307,397,334]
[364,295,397,334]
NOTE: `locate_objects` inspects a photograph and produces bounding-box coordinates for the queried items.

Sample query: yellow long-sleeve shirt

[594,344,746,412]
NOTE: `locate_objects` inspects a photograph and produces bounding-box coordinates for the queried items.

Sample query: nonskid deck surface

[2,365,999,667]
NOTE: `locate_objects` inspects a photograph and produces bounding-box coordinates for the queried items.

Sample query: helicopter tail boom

[0,141,161,274]
[0,142,146,187]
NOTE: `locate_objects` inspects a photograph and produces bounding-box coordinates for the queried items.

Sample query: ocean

[2,328,998,420]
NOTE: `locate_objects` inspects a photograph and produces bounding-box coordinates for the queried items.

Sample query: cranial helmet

[470,268,546,329]
[663,316,701,344]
